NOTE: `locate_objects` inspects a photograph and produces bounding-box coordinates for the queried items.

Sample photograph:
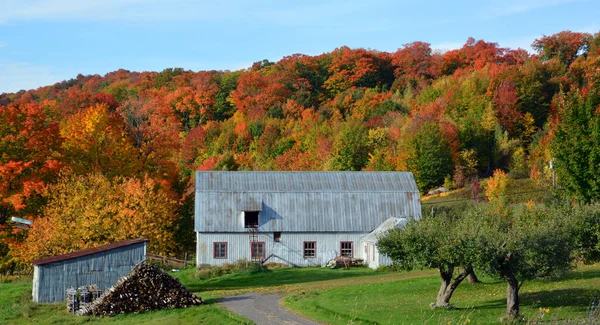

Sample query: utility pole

[550,160,556,189]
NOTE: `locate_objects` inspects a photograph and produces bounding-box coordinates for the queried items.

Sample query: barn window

[213,242,227,259]
[244,211,260,228]
[340,241,353,258]
[303,241,316,258]
[274,232,281,242]
[251,242,265,259]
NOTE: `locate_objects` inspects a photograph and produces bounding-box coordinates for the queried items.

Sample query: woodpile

[67,284,102,313]
[77,263,203,316]
[326,256,364,269]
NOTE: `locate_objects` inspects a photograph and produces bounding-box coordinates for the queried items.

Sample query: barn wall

[196,232,367,267]
[33,242,146,303]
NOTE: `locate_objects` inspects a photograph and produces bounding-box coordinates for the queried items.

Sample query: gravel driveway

[220,292,320,325]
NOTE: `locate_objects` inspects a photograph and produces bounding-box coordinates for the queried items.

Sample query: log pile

[326,256,364,269]
[67,284,102,313]
[78,263,203,316]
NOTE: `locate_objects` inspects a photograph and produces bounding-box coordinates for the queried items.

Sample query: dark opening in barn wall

[244,211,259,228]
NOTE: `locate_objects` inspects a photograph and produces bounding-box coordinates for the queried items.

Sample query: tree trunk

[434,267,472,308]
[435,270,452,307]
[467,269,480,284]
[504,273,520,320]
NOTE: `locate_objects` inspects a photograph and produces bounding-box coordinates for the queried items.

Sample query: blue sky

[0,0,598,93]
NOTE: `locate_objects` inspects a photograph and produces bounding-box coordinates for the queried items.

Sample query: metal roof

[196,171,418,193]
[361,217,408,243]
[195,172,421,233]
[32,238,149,265]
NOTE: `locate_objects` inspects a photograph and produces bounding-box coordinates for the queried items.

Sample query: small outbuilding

[195,171,421,268]
[32,238,148,303]
[360,217,408,269]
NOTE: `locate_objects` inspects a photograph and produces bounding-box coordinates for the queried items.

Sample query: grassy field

[421,178,552,207]
[0,276,251,325]
[0,266,404,324]
[284,265,600,324]
[1,264,599,324]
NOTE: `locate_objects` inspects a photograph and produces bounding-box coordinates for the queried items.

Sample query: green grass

[176,265,386,294]
[284,265,600,324]
[422,178,552,207]
[0,275,250,325]
[2,264,599,324]
[0,266,388,324]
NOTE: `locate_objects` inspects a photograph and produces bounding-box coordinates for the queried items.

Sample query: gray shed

[195,171,421,267]
[32,238,148,303]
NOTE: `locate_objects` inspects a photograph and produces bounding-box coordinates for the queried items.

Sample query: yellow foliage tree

[61,104,140,178]
[14,173,177,265]
[485,169,509,212]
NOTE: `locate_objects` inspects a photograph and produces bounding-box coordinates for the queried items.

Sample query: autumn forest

[1,30,600,269]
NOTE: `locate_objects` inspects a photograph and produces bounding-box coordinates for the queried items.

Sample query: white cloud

[0,42,6,47]
[0,62,67,93]
[431,41,463,53]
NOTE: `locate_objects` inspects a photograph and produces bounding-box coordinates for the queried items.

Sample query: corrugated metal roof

[196,171,419,193]
[195,172,421,233]
[361,217,408,243]
[32,238,149,265]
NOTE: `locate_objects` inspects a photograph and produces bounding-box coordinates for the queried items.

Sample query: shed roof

[361,217,408,243]
[195,172,421,232]
[32,238,149,266]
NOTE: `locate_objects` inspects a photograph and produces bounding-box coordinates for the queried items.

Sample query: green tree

[331,121,370,171]
[378,205,478,308]
[406,123,453,193]
[466,206,576,320]
[552,79,600,203]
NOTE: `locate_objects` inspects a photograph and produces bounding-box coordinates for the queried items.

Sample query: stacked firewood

[326,256,365,269]
[78,263,203,316]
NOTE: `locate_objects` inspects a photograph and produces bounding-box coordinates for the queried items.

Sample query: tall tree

[61,104,141,178]
[0,101,62,220]
[552,73,600,203]
[533,31,592,66]
[406,122,454,193]
[15,173,178,264]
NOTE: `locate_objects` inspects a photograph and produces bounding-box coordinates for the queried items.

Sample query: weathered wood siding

[32,242,146,303]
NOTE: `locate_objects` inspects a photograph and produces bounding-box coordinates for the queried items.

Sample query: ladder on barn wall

[248,227,260,263]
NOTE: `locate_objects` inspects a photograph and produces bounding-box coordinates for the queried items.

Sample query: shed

[360,217,407,269]
[31,238,148,303]
[195,171,421,267]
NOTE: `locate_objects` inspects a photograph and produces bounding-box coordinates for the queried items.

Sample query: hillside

[1,30,599,267]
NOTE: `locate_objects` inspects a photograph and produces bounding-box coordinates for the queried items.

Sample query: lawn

[0,265,400,324]
[2,264,599,324]
[284,265,600,324]
[0,275,250,325]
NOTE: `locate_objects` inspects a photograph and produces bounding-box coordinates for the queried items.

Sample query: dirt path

[220,292,320,325]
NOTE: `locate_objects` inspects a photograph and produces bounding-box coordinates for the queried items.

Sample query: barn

[32,238,148,303]
[195,171,421,268]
